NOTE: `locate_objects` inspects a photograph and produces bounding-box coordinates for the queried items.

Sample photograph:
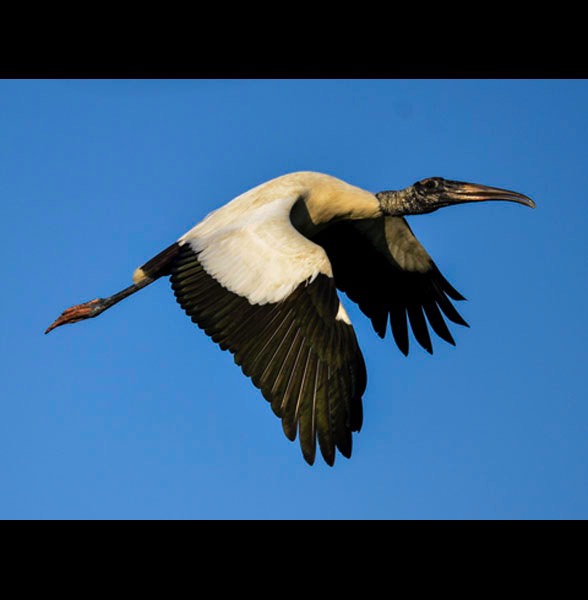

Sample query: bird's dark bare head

[377,177,536,217]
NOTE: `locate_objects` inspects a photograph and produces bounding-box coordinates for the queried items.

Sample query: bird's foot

[45,298,104,334]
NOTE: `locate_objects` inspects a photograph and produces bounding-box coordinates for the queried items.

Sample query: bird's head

[377,177,536,217]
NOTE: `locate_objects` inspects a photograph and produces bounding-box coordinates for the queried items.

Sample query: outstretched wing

[169,195,366,466]
[312,216,468,356]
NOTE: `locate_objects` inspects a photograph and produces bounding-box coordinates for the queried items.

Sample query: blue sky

[2,79,587,519]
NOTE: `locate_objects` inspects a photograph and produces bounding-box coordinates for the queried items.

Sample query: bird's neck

[376,189,419,217]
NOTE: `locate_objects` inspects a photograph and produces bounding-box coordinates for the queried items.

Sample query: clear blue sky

[2,79,587,519]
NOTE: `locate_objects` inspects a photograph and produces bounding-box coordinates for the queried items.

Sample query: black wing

[169,243,366,466]
[312,217,468,356]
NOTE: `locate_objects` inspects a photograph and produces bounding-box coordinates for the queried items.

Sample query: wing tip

[302,450,317,466]
[323,453,336,467]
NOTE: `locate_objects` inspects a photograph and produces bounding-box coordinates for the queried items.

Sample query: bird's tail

[132,242,182,284]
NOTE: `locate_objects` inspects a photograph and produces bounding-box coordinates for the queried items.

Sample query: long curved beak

[443,180,536,209]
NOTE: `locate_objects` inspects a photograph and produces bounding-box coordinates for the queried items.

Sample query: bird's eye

[422,178,439,190]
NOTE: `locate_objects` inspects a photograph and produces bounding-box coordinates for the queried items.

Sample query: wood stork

[45,172,535,466]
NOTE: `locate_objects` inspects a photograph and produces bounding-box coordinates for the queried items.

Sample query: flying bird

[46,172,535,466]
